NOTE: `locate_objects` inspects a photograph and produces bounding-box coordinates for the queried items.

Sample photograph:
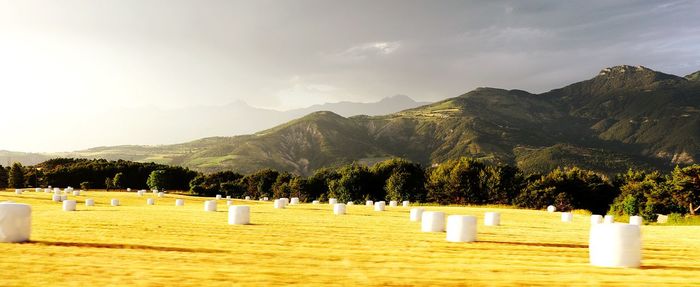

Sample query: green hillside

[6,65,699,176]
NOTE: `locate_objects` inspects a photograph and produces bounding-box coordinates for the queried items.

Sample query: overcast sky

[1,0,699,152]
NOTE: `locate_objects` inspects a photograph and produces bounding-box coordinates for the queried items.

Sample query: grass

[1,190,699,286]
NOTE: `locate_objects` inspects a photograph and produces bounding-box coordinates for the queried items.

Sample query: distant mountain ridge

[2,65,698,176]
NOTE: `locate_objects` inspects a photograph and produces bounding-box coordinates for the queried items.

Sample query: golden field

[1,190,699,286]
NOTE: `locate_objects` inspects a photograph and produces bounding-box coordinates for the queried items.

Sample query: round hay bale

[0,202,31,242]
[333,203,346,215]
[203,200,217,212]
[421,211,446,232]
[561,212,573,222]
[409,208,424,222]
[62,200,77,211]
[629,216,643,226]
[374,201,385,212]
[446,215,477,242]
[228,206,250,225]
[589,223,641,268]
[484,212,500,226]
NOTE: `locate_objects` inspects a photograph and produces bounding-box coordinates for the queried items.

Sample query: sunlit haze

[1,0,699,152]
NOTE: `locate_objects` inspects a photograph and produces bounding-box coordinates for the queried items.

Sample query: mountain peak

[597,65,656,77]
[685,71,700,81]
[591,64,682,88]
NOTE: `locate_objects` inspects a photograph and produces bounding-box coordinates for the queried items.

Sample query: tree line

[1,157,698,220]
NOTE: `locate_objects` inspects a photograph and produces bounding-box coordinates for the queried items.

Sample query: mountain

[4,65,699,176]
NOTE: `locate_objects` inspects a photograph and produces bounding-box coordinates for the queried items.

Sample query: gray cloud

[1,0,699,151]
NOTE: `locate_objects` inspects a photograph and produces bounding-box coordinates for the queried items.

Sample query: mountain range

[3,65,698,176]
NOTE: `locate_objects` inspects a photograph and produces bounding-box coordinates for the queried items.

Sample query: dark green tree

[669,165,700,215]
[112,172,124,189]
[146,170,167,190]
[8,163,25,188]
[0,165,7,189]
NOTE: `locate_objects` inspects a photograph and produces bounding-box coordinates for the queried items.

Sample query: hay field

[1,190,699,286]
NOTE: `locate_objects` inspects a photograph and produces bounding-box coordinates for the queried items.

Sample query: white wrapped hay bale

[347,201,354,206]
[0,202,32,243]
[484,212,500,226]
[72,190,80,196]
[60,195,68,201]
[410,208,424,222]
[147,198,155,205]
[547,205,556,212]
[15,189,22,195]
[389,200,398,207]
[204,200,217,212]
[402,200,410,207]
[216,194,222,200]
[52,194,62,202]
[152,189,158,194]
[244,196,251,200]
[312,200,320,205]
[44,188,51,193]
[35,188,41,193]
[127,188,131,192]
[374,201,385,211]
[85,199,94,206]
[54,189,61,195]
[656,214,668,224]
[53,187,60,193]
[62,200,76,211]
[263,197,268,201]
[111,199,120,206]
[421,211,446,232]
[591,215,603,225]
[280,198,289,205]
[228,206,250,225]
[366,200,373,206]
[629,216,642,226]
[226,195,231,200]
[328,198,337,205]
[290,197,299,205]
[158,192,164,198]
[273,199,285,209]
[602,215,614,223]
[446,215,477,242]
[175,199,184,206]
[561,212,573,222]
[589,223,641,268]
[333,203,346,215]
[137,190,145,196]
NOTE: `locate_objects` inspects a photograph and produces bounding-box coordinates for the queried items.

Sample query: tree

[515,167,617,214]
[427,158,486,205]
[669,165,700,215]
[0,165,9,189]
[8,163,25,188]
[113,172,124,189]
[328,163,373,203]
[147,170,167,190]
[104,177,113,191]
[241,169,279,199]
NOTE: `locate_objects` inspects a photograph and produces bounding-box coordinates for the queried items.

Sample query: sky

[1,0,699,152]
